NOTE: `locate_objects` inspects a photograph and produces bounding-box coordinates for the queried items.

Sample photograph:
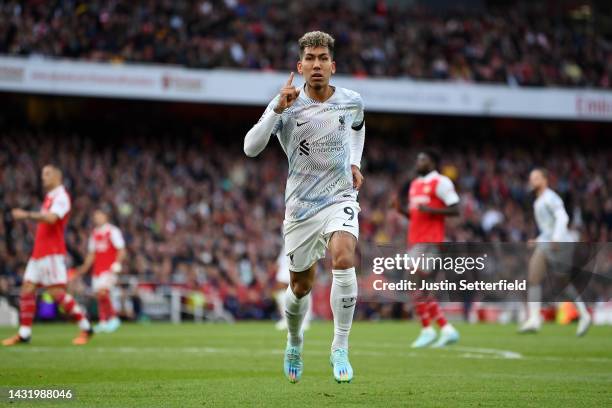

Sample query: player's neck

[535,186,547,197]
[45,183,61,193]
[305,83,334,102]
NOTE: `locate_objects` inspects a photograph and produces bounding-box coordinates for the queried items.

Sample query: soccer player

[519,168,591,336]
[274,244,311,331]
[77,209,125,333]
[244,31,365,383]
[2,164,93,346]
[395,151,461,348]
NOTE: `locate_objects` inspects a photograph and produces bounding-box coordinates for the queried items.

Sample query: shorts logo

[299,140,310,156]
[289,253,295,266]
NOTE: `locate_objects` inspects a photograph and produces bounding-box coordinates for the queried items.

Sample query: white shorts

[92,272,117,292]
[536,242,575,274]
[283,201,360,272]
[24,255,68,287]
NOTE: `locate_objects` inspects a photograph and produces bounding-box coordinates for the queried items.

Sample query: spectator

[0,0,609,88]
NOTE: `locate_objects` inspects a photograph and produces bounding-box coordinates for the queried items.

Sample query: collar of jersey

[47,184,65,197]
[418,170,440,181]
[95,223,111,233]
[301,83,336,104]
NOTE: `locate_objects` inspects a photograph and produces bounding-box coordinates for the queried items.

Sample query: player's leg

[95,288,109,333]
[283,264,315,383]
[2,280,37,346]
[519,247,547,333]
[47,286,93,345]
[409,245,441,348]
[97,288,121,333]
[429,298,459,348]
[564,245,591,336]
[565,283,591,336]
[411,288,436,348]
[274,247,291,330]
[93,274,108,332]
[428,254,459,348]
[281,215,325,383]
[95,274,120,333]
[328,230,358,383]
[274,282,288,330]
[287,266,315,347]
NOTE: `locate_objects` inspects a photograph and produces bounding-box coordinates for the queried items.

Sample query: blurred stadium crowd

[0,0,610,88]
[1,128,610,319]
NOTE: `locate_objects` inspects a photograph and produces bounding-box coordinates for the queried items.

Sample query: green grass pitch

[1,322,611,407]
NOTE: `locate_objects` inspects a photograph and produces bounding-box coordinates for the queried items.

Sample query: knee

[21,284,35,295]
[47,288,66,301]
[332,250,354,270]
[290,281,312,298]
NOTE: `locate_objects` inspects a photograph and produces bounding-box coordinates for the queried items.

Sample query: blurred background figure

[77,208,126,333]
[519,168,591,336]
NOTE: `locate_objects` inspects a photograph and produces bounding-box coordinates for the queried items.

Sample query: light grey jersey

[262,85,364,221]
[534,188,574,242]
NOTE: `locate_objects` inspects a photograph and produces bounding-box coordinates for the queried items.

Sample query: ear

[297,60,303,75]
[331,60,336,75]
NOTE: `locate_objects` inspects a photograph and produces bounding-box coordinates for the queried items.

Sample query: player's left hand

[111,262,122,274]
[351,165,364,190]
[11,208,29,220]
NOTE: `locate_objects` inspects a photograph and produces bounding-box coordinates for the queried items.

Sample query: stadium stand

[0,0,610,88]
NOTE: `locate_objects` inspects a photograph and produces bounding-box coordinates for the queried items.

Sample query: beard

[309,80,324,91]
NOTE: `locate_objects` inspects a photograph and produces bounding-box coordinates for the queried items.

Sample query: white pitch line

[5,345,612,363]
[452,346,523,359]
[1,346,386,358]
[0,345,519,360]
[310,340,524,360]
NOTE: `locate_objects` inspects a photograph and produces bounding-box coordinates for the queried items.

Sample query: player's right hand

[11,208,28,220]
[274,72,300,114]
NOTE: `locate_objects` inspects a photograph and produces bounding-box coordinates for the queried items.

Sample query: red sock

[97,292,115,321]
[54,292,85,322]
[415,301,431,327]
[19,292,36,329]
[97,293,108,322]
[428,300,448,328]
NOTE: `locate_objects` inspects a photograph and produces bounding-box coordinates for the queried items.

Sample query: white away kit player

[519,168,591,336]
[244,31,365,383]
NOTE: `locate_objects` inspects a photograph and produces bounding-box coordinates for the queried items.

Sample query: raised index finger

[285,72,294,86]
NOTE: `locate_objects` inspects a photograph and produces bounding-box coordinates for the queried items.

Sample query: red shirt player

[396,150,460,349]
[78,209,126,333]
[3,164,93,347]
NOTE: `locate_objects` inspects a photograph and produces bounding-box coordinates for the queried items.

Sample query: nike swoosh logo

[296,121,309,126]
[343,304,356,308]
[342,222,355,227]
